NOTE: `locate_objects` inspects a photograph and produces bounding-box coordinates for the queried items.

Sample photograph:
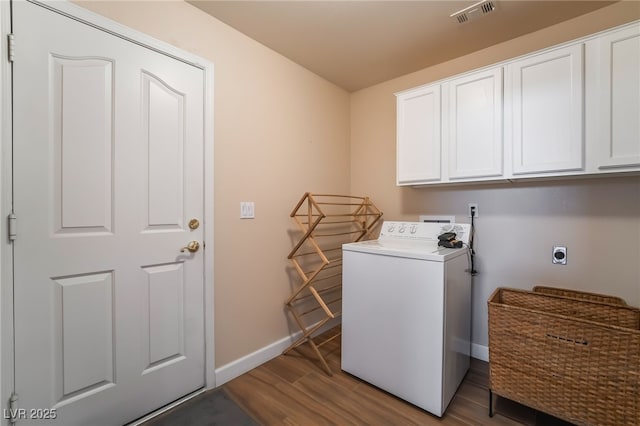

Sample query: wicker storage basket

[488,288,640,426]
[533,285,628,306]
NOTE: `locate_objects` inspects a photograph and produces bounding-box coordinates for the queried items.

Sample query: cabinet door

[446,68,503,179]
[396,85,441,184]
[594,25,640,170]
[510,44,584,175]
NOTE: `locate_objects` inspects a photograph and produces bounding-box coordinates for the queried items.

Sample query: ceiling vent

[450,0,497,24]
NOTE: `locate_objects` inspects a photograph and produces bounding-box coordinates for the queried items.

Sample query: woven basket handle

[545,333,589,346]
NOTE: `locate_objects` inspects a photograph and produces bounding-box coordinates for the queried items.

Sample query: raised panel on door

[142,71,186,231]
[52,272,115,407]
[141,262,186,374]
[594,25,640,170]
[52,56,114,235]
[396,85,441,184]
[510,44,584,175]
[447,67,503,179]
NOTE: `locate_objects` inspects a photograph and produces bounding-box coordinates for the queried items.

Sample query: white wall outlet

[468,203,479,218]
[240,202,255,219]
[552,246,567,265]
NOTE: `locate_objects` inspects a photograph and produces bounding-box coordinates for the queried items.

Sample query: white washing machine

[341,221,472,417]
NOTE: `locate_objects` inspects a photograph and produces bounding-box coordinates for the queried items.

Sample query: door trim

[0,1,216,421]
[0,1,14,422]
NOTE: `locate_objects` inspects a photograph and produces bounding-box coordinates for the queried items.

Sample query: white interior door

[12,2,206,425]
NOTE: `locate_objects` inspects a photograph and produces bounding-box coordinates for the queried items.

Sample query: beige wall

[351,2,640,348]
[75,0,640,370]
[76,1,351,367]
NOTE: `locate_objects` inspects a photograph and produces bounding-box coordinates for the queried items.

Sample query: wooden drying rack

[283,192,383,375]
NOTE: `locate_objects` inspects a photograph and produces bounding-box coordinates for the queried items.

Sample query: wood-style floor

[224,328,573,426]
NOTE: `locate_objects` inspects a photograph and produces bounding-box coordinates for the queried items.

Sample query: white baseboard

[214,317,341,387]
[216,323,489,386]
[471,343,489,362]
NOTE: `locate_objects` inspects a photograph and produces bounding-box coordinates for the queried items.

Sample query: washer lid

[342,238,468,261]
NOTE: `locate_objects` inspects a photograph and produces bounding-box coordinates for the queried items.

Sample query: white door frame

[0,1,216,420]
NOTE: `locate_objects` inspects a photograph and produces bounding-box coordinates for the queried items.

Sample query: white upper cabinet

[509,44,584,175]
[591,25,640,170]
[445,67,503,179]
[396,84,441,184]
[395,21,639,187]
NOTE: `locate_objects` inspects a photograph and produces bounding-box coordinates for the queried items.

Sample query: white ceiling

[188,0,617,92]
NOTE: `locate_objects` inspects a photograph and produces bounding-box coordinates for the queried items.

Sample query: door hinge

[7,34,15,63]
[8,213,16,241]
[7,392,19,424]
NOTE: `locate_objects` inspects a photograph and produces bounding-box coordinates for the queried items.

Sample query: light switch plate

[240,202,255,219]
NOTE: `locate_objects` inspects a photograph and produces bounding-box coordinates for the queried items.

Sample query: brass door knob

[180,241,200,253]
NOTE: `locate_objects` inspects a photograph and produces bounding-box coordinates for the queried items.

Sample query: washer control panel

[379,221,471,245]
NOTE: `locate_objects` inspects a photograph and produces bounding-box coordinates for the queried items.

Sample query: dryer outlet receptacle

[552,246,567,265]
